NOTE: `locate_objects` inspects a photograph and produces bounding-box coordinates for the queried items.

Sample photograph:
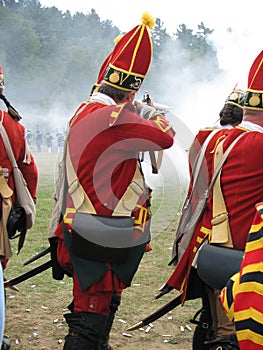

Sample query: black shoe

[1,335,11,350]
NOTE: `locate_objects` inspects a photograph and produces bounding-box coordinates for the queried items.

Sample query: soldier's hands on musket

[134,100,156,119]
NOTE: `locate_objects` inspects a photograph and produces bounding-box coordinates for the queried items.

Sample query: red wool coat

[55,101,175,291]
[0,111,38,201]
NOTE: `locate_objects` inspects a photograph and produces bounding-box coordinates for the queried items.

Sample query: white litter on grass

[180,325,185,332]
[53,319,59,323]
[15,339,19,345]
[31,285,36,288]
[58,339,63,344]
[42,306,48,310]
[186,324,192,331]
[122,333,132,338]
[167,316,173,320]
[132,283,141,286]
[162,334,172,337]
[118,319,126,324]
[25,308,31,312]
[145,325,153,333]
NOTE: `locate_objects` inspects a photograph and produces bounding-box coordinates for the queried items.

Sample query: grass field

[4,152,201,349]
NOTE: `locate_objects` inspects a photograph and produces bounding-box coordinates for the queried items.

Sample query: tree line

[0,0,219,131]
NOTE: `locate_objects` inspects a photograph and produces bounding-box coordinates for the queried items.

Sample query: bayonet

[127,270,205,331]
[4,260,52,287]
[126,293,182,331]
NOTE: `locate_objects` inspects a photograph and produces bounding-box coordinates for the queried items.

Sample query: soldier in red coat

[165,50,263,350]
[0,66,38,263]
[52,13,175,350]
[0,65,38,349]
[166,87,245,350]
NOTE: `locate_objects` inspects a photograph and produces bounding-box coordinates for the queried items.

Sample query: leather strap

[191,129,221,190]
[210,132,247,246]
[211,140,233,247]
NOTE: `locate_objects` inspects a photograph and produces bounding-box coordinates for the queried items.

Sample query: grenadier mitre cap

[225,87,246,108]
[90,52,113,96]
[90,36,123,96]
[244,50,263,110]
[103,12,155,92]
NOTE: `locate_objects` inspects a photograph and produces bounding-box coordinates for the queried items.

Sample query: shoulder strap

[178,128,222,225]
[112,163,144,216]
[66,143,97,215]
[191,129,221,190]
[170,131,247,265]
[210,131,247,246]
[211,140,233,246]
[0,111,18,169]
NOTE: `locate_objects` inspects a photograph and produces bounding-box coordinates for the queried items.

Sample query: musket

[126,293,183,331]
[0,94,22,121]
[141,92,169,174]
[4,260,52,288]
[3,277,20,292]
[142,92,171,114]
[23,246,51,266]
[126,269,205,331]
[149,151,158,174]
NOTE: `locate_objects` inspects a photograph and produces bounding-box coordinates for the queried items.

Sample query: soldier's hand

[134,100,156,119]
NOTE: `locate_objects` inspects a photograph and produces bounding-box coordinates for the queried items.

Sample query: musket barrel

[4,260,52,287]
[23,246,51,266]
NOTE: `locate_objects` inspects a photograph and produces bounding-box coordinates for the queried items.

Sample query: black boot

[191,295,213,350]
[1,336,10,350]
[63,311,108,350]
[100,294,121,350]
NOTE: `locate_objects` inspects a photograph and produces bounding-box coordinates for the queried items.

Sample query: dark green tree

[151,18,173,59]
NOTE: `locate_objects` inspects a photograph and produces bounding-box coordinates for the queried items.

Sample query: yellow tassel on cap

[114,35,123,44]
[141,12,155,30]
